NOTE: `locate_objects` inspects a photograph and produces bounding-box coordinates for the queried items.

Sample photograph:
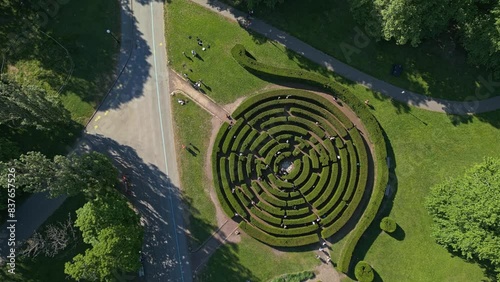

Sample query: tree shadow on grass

[77,133,248,281]
[194,242,258,282]
[388,224,405,241]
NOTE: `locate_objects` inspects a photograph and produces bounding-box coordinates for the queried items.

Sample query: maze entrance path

[212,89,374,247]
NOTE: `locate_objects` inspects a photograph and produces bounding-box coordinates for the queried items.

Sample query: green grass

[166,0,499,281]
[225,0,493,101]
[166,0,317,104]
[170,95,218,248]
[346,84,499,281]
[197,233,320,282]
[0,195,89,281]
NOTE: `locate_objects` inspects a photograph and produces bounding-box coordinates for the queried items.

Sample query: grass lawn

[351,87,500,281]
[224,0,494,101]
[1,0,120,125]
[166,0,498,281]
[165,0,327,105]
[170,96,218,248]
[0,195,89,281]
[197,233,320,282]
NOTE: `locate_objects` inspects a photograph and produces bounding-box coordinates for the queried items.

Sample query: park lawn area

[224,0,493,101]
[166,0,499,281]
[197,232,320,282]
[346,84,500,281]
[165,0,326,105]
[170,95,219,248]
[0,195,89,281]
[2,0,120,125]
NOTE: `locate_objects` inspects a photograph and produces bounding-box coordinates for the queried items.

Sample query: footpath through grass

[224,0,494,101]
[165,0,320,104]
[166,0,498,281]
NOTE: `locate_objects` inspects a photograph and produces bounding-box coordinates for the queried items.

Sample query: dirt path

[169,69,231,121]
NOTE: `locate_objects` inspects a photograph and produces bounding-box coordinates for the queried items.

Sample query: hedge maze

[212,89,372,247]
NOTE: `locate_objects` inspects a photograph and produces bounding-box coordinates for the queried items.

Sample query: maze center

[212,89,373,247]
[278,157,295,174]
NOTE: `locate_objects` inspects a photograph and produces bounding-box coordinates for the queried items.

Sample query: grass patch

[170,95,218,248]
[224,0,493,101]
[165,0,316,104]
[197,233,319,282]
[0,195,88,281]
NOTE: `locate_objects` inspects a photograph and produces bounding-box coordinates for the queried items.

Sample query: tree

[0,76,71,131]
[243,0,284,9]
[349,0,452,46]
[0,151,118,198]
[455,0,500,69]
[426,157,500,280]
[65,193,143,281]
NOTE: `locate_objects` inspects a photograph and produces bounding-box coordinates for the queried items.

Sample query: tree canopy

[426,157,500,280]
[65,193,143,281]
[348,0,500,69]
[0,76,71,131]
[0,151,118,198]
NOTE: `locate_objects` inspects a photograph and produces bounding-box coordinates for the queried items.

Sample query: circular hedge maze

[212,89,371,247]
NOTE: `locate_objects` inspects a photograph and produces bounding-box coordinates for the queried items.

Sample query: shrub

[380,217,397,233]
[355,261,374,282]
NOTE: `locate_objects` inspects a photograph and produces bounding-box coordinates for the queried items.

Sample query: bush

[270,271,315,282]
[355,261,374,282]
[380,217,397,233]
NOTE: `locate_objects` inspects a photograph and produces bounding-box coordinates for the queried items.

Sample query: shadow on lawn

[343,129,399,281]
[194,242,258,282]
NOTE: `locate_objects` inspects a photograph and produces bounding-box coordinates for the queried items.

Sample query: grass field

[0,195,88,281]
[170,96,218,248]
[166,1,499,281]
[165,0,332,105]
[223,0,494,101]
[196,233,320,282]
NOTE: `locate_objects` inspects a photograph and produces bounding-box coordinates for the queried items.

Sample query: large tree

[426,157,500,280]
[64,194,143,281]
[0,77,71,131]
[455,0,500,69]
[349,0,453,46]
[0,151,118,198]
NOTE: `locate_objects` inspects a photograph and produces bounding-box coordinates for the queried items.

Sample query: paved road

[1,1,192,281]
[83,0,192,281]
[192,0,500,114]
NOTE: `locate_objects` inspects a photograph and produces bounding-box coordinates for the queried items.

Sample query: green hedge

[309,148,320,169]
[380,217,397,233]
[222,118,245,154]
[355,261,375,282]
[250,132,270,152]
[223,45,389,255]
[239,221,319,247]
